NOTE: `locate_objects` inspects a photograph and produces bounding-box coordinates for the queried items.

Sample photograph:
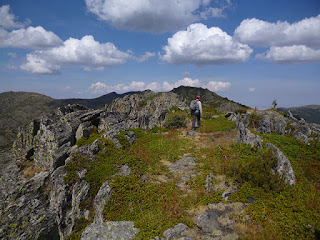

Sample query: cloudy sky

[0,0,319,108]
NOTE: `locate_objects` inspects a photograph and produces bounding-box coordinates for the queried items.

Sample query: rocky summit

[0,88,320,240]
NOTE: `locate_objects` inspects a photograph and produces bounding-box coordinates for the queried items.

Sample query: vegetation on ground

[65,108,320,240]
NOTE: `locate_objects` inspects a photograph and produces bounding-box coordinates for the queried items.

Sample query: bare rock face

[0,169,59,240]
[237,122,263,150]
[105,91,188,130]
[81,221,139,240]
[266,143,296,186]
[13,105,102,173]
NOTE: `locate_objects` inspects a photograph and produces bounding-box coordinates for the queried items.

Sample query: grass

[200,116,235,133]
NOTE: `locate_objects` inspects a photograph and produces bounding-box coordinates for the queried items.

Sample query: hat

[196,95,200,99]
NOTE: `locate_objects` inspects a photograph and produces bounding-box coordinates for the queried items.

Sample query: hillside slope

[0,88,245,148]
[0,91,57,148]
[0,91,140,148]
[1,99,319,239]
[171,86,248,112]
[278,105,320,124]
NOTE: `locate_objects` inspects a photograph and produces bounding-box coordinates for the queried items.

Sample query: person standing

[190,95,202,130]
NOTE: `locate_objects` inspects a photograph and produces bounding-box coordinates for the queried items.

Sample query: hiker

[190,95,202,130]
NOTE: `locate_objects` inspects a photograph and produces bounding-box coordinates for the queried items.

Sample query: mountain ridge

[0,87,245,148]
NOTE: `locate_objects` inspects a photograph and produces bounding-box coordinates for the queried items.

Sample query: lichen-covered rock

[237,122,262,149]
[13,105,102,173]
[105,91,188,130]
[49,166,73,239]
[195,202,245,238]
[81,221,139,240]
[266,143,296,186]
[0,170,59,240]
[162,223,189,240]
[93,181,112,224]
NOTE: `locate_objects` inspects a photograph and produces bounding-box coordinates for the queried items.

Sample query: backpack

[190,100,197,111]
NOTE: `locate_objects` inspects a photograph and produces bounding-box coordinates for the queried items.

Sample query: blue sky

[0,0,319,108]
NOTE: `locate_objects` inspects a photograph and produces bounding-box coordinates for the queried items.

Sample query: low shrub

[163,114,186,129]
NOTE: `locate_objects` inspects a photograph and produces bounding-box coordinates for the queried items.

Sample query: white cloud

[85,0,230,33]
[89,81,147,94]
[234,15,320,48]
[206,81,231,92]
[132,52,155,62]
[0,26,63,50]
[249,88,255,92]
[235,15,320,64]
[160,23,252,65]
[256,45,320,64]
[89,77,231,95]
[0,5,30,29]
[21,35,132,74]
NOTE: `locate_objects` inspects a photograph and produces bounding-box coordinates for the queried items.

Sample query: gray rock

[237,122,262,149]
[93,181,112,223]
[81,221,139,240]
[266,143,295,186]
[163,223,189,240]
[196,210,222,233]
[13,105,102,173]
[0,165,59,240]
[49,166,73,239]
[118,165,132,176]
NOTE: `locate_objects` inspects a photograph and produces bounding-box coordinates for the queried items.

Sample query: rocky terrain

[0,88,319,239]
[0,91,140,149]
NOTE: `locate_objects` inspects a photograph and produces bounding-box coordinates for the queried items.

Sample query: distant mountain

[171,86,248,112]
[56,91,141,109]
[278,105,320,124]
[0,91,139,148]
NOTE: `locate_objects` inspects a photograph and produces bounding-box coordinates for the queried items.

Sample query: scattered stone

[163,223,189,240]
[81,221,139,240]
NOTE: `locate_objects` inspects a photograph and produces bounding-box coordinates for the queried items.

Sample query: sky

[0,0,319,109]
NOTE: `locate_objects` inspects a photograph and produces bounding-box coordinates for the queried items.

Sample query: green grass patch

[200,116,235,133]
[103,175,191,239]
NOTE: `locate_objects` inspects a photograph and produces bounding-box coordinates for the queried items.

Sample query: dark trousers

[192,111,201,130]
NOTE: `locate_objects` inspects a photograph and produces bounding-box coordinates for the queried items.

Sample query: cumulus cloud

[85,0,230,33]
[0,5,30,29]
[89,77,231,95]
[256,45,320,64]
[0,26,63,50]
[235,15,320,63]
[234,15,320,48]
[249,88,255,92]
[20,35,134,74]
[160,23,253,65]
